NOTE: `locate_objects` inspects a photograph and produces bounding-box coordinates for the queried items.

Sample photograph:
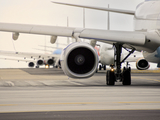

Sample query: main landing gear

[99,64,106,70]
[106,44,135,86]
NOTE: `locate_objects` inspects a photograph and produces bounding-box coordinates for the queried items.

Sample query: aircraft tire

[122,67,131,85]
[106,70,115,85]
[103,65,106,70]
[99,65,102,70]
[36,66,39,68]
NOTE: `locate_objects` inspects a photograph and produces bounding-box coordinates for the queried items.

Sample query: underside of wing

[79,29,146,46]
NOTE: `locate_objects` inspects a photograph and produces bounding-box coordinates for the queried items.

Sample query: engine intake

[61,42,98,78]
[44,59,54,65]
[136,59,150,70]
[28,62,34,67]
[37,59,44,66]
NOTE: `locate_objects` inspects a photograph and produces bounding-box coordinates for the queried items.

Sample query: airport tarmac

[0,68,160,120]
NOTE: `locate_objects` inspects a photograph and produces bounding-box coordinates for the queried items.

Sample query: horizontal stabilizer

[52,1,135,15]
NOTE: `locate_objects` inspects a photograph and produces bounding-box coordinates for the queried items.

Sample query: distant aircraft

[0,49,61,68]
[99,44,150,71]
[0,0,160,85]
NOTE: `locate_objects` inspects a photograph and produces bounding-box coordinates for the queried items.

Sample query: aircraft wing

[0,22,146,47]
[0,50,60,60]
[0,23,74,37]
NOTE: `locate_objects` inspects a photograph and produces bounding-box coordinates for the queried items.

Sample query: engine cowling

[136,58,150,70]
[28,62,35,67]
[37,59,44,66]
[100,45,114,65]
[44,59,54,65]
[60,42,99,78]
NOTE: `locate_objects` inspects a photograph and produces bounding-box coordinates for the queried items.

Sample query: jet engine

[28,62,35,67]
[60,42,99,78]
[136,58,150,70]
[37,59,44,66]
[44,59,54,65]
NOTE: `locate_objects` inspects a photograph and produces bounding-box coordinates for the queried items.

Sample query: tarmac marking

[132,77,160,82]
[117,101,160,104]
[0,102,98,106]
[34,102,98,105]
[1,109,160,114]
[0,104,18,106]
[1,101,160,107]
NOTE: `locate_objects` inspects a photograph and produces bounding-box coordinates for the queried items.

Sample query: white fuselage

[133,1,160,64]
[98,1,160,67]
[134,1,160,31]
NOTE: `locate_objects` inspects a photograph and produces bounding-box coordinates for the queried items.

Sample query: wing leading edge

[0,23,74,37]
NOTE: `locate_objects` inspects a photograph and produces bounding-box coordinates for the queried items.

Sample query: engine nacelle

[37,59,44,66]
[100,44,114,65]
[60,42,99,78]
[28,62,35,67]
[136,58,150,70]
[50,36,57,44]
[44,59,54,65]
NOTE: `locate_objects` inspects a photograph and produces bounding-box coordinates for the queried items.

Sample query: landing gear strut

[106,44,135,86]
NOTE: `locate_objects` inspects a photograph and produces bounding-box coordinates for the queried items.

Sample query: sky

[0,0,157,69]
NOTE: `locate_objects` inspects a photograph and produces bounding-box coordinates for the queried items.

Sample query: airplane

[0,0,160,85]
[0,49,61,68]
[99,44,150,71]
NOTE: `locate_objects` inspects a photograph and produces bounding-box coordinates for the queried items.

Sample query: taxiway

[0,68,160,120]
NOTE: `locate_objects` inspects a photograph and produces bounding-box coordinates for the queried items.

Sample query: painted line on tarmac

[1,101,160,107]
[0,102,98,106]
[34,102,98,105]
[132,77,160,82]
[1,109,160,114]
[116,101,160,104]
[0,104,18,106]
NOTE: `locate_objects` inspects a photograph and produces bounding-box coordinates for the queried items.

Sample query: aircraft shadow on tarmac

[20,68,160,88]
